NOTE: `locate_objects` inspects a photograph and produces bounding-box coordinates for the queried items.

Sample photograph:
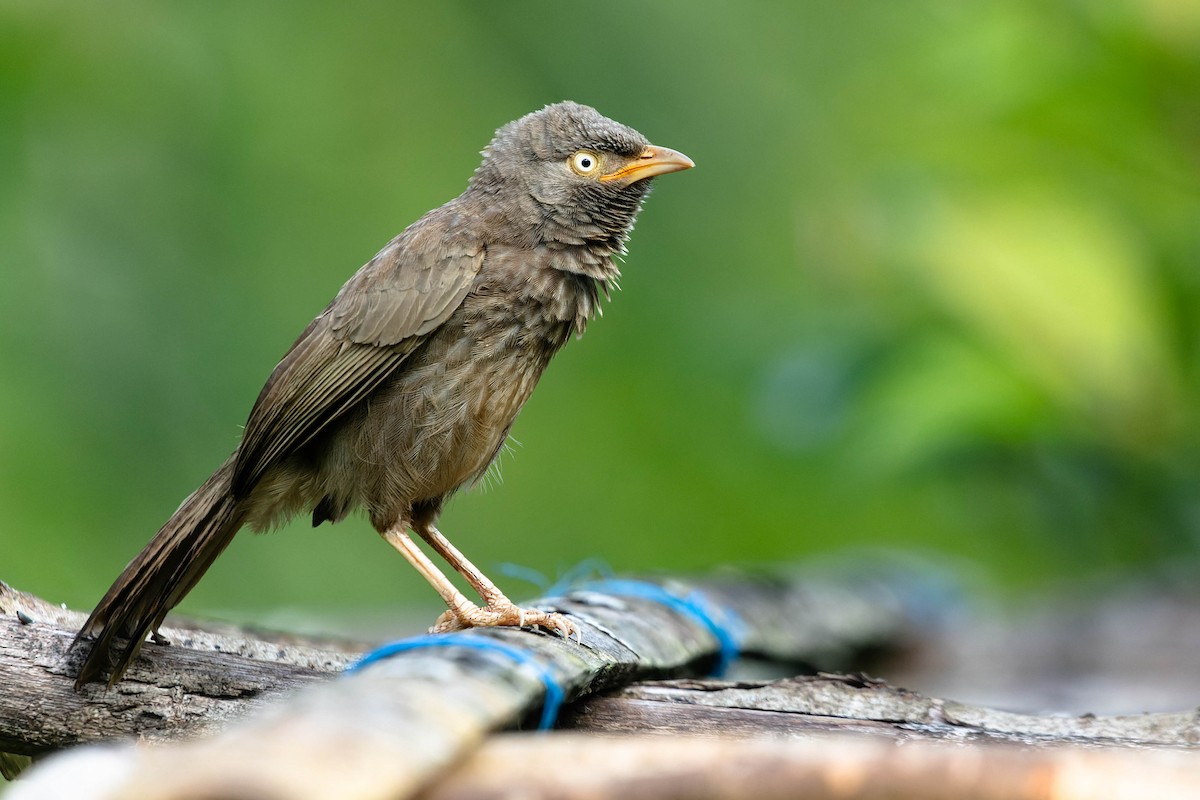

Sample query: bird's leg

[413,524,510,606]
[414,523,577,639]
[379,527,486,625]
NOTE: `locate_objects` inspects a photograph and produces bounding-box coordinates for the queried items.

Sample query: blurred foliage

[1,2,1198,625]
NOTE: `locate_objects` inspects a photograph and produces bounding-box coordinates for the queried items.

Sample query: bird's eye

[570,151,600,175]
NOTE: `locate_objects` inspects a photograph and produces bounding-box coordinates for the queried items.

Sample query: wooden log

[5,599,713,799]
[0,581,354,754]
[0,567,923,756]
[417,732,1200,800]
[7,568,1200,796]
[561,674,1200,747]
[8,572,1200,799]
[2,570,926,799]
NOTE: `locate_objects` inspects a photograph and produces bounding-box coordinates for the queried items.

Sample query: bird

[69,101,694,688]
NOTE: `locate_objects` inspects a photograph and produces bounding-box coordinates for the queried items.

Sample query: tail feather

[71,459,242,689]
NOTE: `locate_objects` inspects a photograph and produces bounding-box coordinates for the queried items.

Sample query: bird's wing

[231,218,484,496]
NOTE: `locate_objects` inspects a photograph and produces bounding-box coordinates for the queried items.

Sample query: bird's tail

[71,457,242,689]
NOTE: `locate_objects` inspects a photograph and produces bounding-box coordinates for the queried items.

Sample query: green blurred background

[2,2,1199,629]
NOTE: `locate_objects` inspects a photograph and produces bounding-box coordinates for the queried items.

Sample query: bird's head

[470,101,693,251]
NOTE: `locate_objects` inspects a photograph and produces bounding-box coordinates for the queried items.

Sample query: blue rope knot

[347,633,565,731]
[580,578,745,676]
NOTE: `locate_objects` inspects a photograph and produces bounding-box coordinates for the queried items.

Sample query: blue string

[497,558,615,597]
[544,558,615,597]
[496,562,552,590]
[580,579,744,676]
[346,634,565,731]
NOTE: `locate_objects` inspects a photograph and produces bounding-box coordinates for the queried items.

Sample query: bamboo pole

[12,568,1200,799]
[419,732,1200,800]
[3,569,924,798]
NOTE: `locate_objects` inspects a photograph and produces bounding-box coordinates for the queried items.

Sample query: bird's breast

[350,251,596,502]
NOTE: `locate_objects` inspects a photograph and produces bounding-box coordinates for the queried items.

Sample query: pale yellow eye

[570,151,600,175]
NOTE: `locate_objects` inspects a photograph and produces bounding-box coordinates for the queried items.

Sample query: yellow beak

[600,145,695,184]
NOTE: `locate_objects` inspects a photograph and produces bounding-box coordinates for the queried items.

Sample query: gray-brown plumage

[70,101,693,688]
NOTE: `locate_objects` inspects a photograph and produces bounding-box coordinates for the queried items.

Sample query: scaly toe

[530,610,578,641]
[429,603,578,639]
[429,609,467,633]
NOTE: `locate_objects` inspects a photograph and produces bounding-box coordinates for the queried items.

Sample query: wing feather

[231,212,484,497]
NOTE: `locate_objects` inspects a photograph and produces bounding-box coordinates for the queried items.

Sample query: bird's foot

[431,601,578,640]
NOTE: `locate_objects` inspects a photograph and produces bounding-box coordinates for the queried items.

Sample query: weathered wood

[7,573,1200,796]
[562,675,1200,747]
[695,567,927,665]
[8,573,1200,799]
[9,594,737,799]
[417,732,1200,800]
[1,568,921,757]
[3,570,922,799]
[0,581,354,754]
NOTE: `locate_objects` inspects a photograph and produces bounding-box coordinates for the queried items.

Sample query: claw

[429,601,577,640]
